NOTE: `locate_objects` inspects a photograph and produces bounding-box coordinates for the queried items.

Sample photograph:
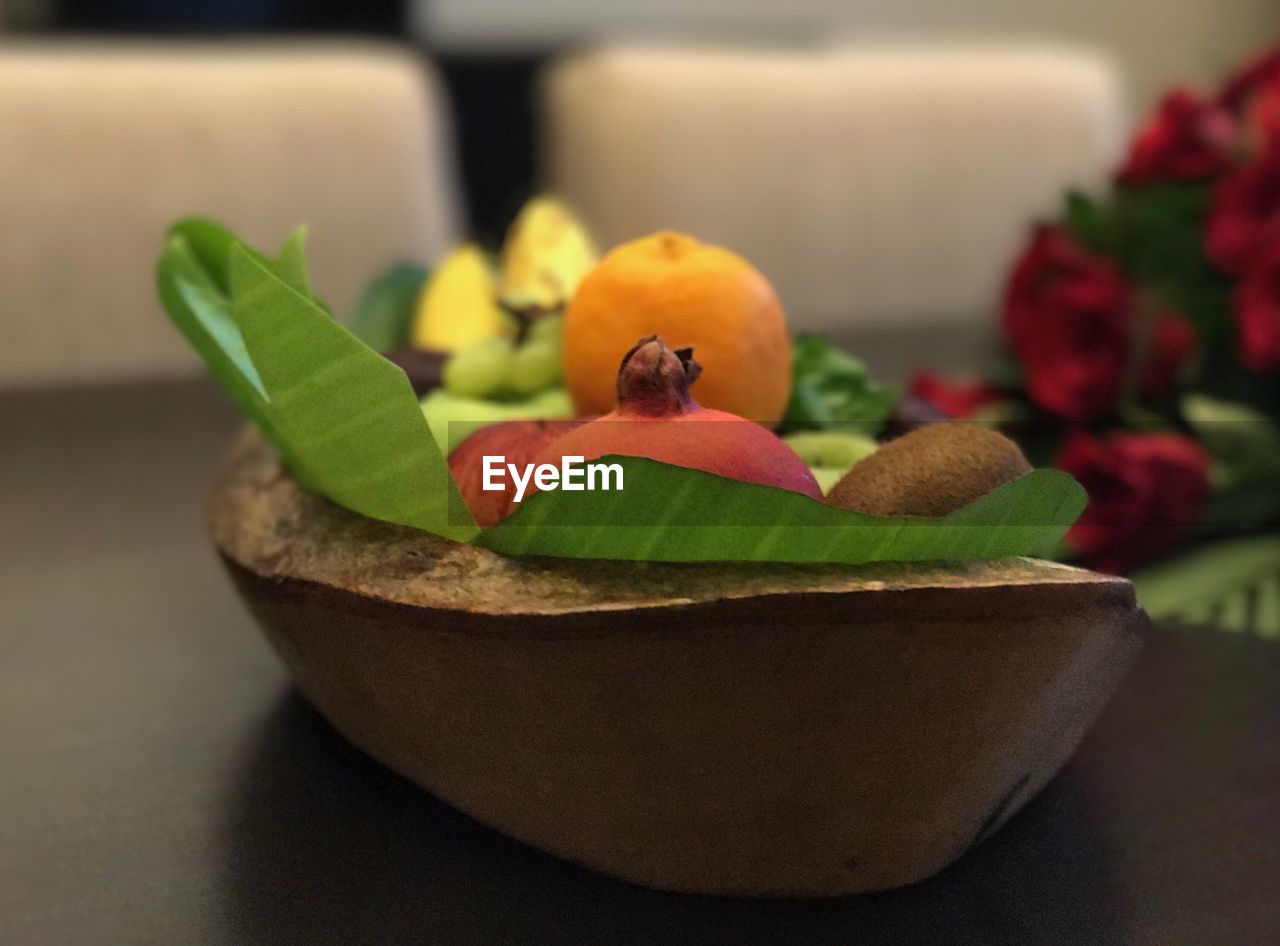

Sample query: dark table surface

[2,379,1278,946]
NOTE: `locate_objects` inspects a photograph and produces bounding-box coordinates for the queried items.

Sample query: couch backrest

[0,42,462,387]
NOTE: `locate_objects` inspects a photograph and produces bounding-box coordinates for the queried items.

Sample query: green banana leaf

[157,218,477,542]
[159,220,1085,565]
[157,220,297,471]
[478,460,1084,563]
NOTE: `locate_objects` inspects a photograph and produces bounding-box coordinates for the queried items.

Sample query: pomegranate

[513,337,821,514]
[449,419,585,526]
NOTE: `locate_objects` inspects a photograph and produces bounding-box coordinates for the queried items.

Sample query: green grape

[442,337,515,399]
[420,387,575,453]
[527,313,565,344]
[507,339,562,395]
[811,467,847,496]
[782,431,878,469]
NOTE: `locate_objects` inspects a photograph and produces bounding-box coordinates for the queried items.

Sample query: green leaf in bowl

[157,219,293,464]
[783,334,898,434]
[157,219,477,542]
[160,220,1085,565]
[478,458,1084,565]
[347,262,427,352]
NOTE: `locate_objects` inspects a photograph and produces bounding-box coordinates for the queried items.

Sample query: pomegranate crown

[616,336,702,415]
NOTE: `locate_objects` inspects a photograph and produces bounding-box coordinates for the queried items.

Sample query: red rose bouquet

[918,43,1280,633]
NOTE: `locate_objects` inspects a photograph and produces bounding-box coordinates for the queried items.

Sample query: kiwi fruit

[826,422,1032,517]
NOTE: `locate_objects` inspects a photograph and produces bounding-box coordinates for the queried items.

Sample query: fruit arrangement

[158,212,1084,566]
[348,197,898,501]
[168,203,1144,903]
[360,198,1040,528]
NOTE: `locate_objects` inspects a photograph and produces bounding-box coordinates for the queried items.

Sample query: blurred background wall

[4,0,1279,240]
[421,0,1280,112]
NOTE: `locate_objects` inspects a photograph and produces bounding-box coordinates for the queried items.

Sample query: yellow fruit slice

[410,244,504,353]
[499,196,598,310]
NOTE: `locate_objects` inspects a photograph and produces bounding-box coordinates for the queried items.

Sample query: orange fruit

[562,232,792,424]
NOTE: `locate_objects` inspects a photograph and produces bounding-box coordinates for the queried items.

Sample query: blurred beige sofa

[543,44,1126,333]
[0,42,461,387]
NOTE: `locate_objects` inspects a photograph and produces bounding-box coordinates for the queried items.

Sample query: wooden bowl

[211,430,1144,897]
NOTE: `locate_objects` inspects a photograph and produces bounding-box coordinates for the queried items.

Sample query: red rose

[906,373,1002,420]
[1205,146,1280,274]
[1245,78,1280,148]
[1057,431,1211,574]
[1218,44,1280,110]
[1234,238,1280,371]
[1117,89,1235,183]
[1140,312,1199,399]
[1004,230,1198,420]
[1003,229,1132,421]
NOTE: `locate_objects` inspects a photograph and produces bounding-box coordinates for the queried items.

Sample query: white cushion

[0,42,462,386]
[543,44,1125,331]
